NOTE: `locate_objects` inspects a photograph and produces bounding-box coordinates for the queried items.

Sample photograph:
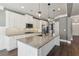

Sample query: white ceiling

[0,3,67,20]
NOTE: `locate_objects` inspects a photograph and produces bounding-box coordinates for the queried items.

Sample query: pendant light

[52,8,56,24]
[48,17,50,21]
[48,3,51,21]
[38,3,41,18]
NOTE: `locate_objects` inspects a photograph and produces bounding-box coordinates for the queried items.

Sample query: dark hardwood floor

[0,36,79,56]
[0,49,17,56]
[48,36,79,56]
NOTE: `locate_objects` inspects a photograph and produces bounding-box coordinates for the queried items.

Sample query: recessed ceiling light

[58,8,61,11]
[21,6,24,9]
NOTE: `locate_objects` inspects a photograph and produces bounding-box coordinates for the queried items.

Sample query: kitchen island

[17,34,60,56]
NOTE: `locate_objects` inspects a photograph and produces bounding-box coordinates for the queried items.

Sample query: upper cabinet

[14,13,25,28]
[1,10,48,33]
[5,11,15,27]
[5,11,25,28]
[24,14,33,24]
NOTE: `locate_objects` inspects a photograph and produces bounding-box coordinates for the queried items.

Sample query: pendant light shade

[37,3,42,18]
[38,11,41,17]
[48,3,51,21]
[48,17,50,21]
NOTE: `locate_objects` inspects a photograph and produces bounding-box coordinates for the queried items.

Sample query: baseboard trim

[60,39,71,44]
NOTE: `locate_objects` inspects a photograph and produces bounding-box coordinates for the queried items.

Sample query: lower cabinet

[18,41,38,56]
[5,33,40,51]
[0,35,6,50]
[5,36,17,51]
[38,36,60,56]
[5,35,26,51]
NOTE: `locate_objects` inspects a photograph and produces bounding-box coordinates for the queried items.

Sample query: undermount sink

[37,34,42,36]
[25,32,34,34]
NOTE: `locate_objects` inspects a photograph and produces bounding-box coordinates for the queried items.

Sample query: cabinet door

[38,38,56,56]
[38,36,60,56]
[14,13,20,27]
[10,37,17,50]
[6,37,17,51]
[19,15,25,28]
[6,11,15,27]
[14,13,25,28]
[6,11,25,28]
[9,12,15,27]
[18,41,38,56]
[25,14,33,24]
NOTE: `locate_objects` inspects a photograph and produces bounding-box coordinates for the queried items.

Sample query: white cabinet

[38,36,60,56]
[6,11,15,27]
[25,14,33,24]
[5,33,41,51]
[14,13,25,28]
[5,36,17,51]
[5,35,26,51]
[0,27,6,50]
[6,11,25,28]
[18,41,38,56]
[0,35,5,50]
[33,19,41,32]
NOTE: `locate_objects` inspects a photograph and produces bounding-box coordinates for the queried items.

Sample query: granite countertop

[18,34,59,49]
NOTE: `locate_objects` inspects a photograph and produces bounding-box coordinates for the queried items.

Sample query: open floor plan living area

[0,3,79,56]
